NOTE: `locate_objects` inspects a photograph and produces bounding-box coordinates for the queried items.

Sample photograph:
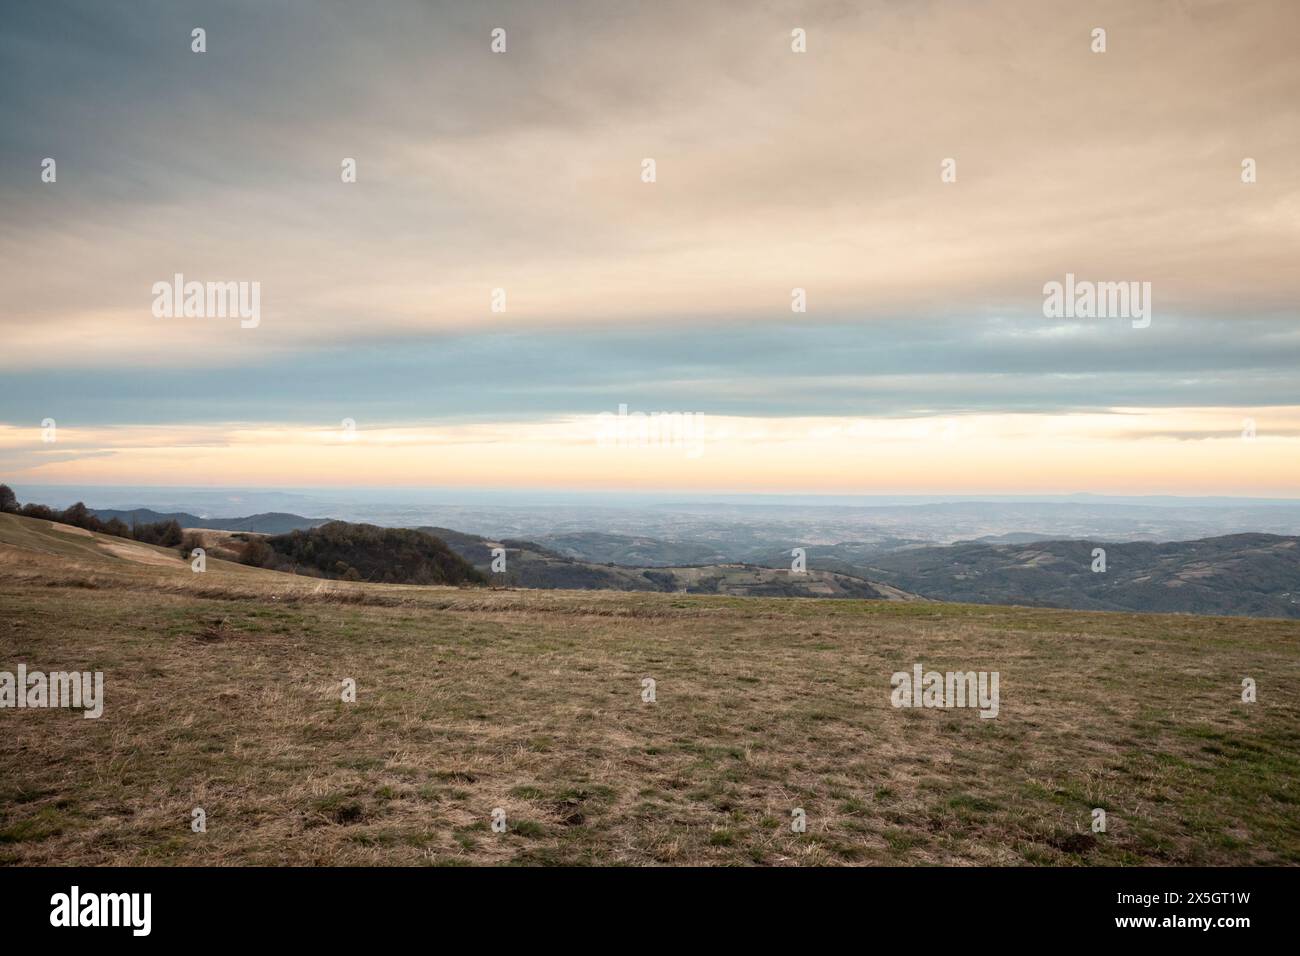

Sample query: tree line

[240,521,486,586]
[0,484,190,550]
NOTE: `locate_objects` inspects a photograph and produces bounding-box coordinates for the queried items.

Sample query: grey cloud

[1,314,1295,426]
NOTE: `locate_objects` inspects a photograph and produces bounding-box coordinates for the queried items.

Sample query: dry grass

[1,514,1298,866]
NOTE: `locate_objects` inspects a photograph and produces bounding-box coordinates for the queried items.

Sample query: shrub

[180,531,205,559]
[134,519,182,548]
[239,536,274,568]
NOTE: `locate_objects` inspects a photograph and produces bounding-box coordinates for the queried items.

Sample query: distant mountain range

[536,531,930,568]
[90,508,328,534]
[98,507,1298,617]
[856,533,1300,619]
[537,531,733,567]
[460,527,1300,618]
[420,527,913,600]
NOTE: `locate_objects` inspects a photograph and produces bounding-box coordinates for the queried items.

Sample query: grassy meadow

[1,513,1297,866]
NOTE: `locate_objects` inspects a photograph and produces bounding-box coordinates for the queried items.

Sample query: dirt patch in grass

[48,522,94,538]
[100,540,182,567]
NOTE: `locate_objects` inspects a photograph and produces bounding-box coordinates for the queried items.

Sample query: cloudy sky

[2,0,1297,494]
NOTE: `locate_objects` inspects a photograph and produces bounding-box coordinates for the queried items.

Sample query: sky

[2,0,1298,495]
